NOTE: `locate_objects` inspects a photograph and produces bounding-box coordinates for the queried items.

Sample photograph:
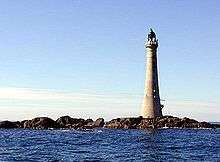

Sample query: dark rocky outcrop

[83,118,105,129]
[0,115,219,129]
[105,116,218,129]
[105,116,143,129]
[56,116,85,128]
[56,116,73,127]
[55,116,96,129]
[0,121,20,128]
[94,118,105,127]
[84,118,94,124]
[23,117,58,129]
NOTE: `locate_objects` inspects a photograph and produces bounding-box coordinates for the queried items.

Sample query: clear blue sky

[0,1,219,121]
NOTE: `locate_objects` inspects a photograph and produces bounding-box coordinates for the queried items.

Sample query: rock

[56,116,85,128]
[212,123,220,128]
[155,117,169,128]
[65,124,72,128]
[56,116,73,127]
[104,116,218,129]
[0,121,20,128]
[0,115,219,129]
[104,120,122,129]
[125,117,143,128]
[72,118,85,125]
[94,118,104,127]
[156,116,183,128]
[104,118,122,129]
[14,121,23,128]
[83,122,95,129]
[137,118,155,129]
[24,117,58,129]
[55,116,77,128]
[71,123,85,129]
[179,117,198,128]
[198,122,214,128]
[105,117,142,129]
[84,119,93,124]
[20,120,28,128]
[120,119,132,129]
[83,118,104,129]
[182,117,198,123]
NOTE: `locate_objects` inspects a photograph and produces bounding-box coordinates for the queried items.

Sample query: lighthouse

[141,29,163,118]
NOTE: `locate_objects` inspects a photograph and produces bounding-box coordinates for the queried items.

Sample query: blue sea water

[0,128,219,161]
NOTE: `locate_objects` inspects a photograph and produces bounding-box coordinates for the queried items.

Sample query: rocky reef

[0,116,104,129]
[0,115,219,129]
[104,116,220,129]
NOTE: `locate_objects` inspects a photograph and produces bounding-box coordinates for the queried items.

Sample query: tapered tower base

[141,29,163,118]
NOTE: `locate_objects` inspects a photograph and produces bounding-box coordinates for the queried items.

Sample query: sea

[0,128,219,162]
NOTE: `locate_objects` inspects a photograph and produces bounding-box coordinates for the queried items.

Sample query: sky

[0,1,219,121]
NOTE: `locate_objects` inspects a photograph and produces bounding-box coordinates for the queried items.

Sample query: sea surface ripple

[0,128,219,161]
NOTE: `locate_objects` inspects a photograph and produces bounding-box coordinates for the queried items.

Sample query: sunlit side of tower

[141,29,163,118]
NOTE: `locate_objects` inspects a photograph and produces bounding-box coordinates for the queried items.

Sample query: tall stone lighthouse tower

[142,29,163,118]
